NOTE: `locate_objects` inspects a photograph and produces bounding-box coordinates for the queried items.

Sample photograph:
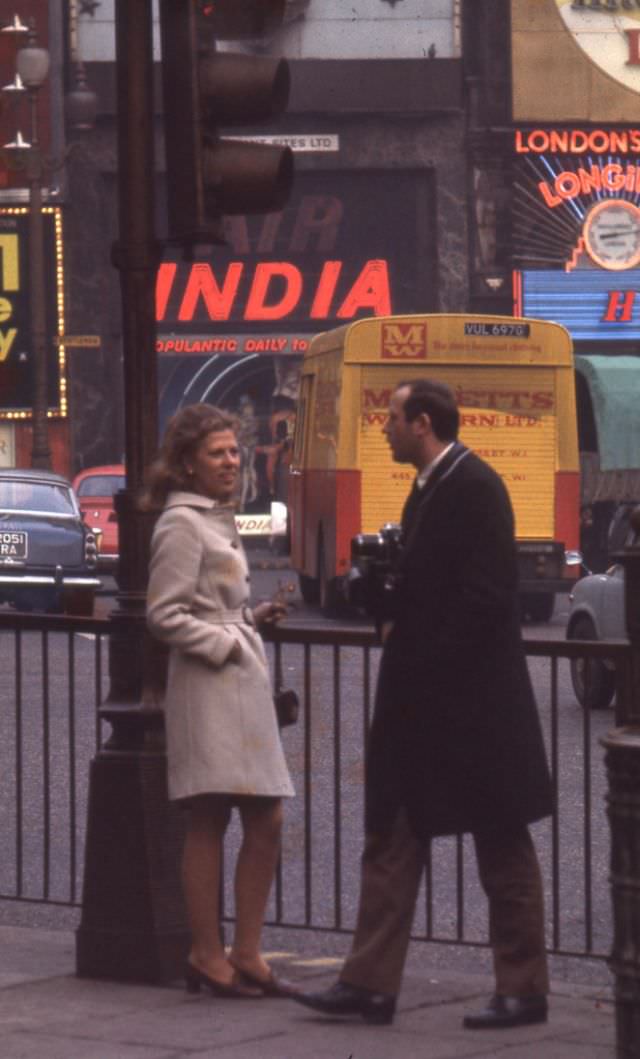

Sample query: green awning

[574,355,640,472]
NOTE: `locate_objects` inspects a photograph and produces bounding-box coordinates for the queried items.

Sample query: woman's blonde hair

[139,403,237,510]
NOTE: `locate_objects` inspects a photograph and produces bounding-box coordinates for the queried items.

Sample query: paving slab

[0,926,617,1059]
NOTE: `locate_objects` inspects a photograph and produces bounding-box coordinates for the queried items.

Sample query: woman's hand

[253,600,288,627]
[227,638,242,663]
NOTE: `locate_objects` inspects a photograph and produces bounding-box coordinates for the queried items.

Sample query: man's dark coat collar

[402,441,469,534]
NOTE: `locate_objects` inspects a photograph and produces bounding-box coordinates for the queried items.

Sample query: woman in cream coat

[144,404,295,999]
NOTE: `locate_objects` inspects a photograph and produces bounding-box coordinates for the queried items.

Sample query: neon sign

[156,258,391,323]
[537,162,640,207]
[513,129,640,283]
[158,171,430,339]
[515,268,640,341]
[515,128,640,155]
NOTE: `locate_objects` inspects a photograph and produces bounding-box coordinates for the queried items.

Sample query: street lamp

[2,18,51,468]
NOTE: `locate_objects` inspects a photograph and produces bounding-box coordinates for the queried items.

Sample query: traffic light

[159,0,294,244]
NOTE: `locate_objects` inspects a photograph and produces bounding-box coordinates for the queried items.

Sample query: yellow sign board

[54,335,101,347]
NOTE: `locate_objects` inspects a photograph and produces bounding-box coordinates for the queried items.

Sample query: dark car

[0,469,101,614]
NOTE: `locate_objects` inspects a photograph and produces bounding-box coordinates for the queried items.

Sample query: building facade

[1,1,513,501]
[510,0,640,563]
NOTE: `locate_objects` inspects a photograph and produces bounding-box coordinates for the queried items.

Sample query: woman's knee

[240,798,283,850]
[187,795,232,837]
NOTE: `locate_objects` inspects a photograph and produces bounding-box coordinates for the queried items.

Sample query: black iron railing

[0,612,109,908]
[256,626,630,963]
[0,609,627,965]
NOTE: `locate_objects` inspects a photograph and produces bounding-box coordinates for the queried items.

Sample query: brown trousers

[340,809,549,998]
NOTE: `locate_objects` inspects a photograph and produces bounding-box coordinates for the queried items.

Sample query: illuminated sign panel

[157,170,431,341]
[514,129,640,271]
[512,126,640,341]
[158,170,433,516]
[517,269,640,341]
[515,128,640,155]
[0,209,65,417]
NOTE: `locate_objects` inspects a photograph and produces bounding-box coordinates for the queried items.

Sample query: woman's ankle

[229,950,271,976]
[189,948,230,976]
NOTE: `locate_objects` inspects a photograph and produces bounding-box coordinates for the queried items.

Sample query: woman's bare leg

[229,797,283,980]
[182,796,235,981]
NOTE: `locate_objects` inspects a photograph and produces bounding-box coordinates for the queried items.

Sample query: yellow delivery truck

[289,313,580,620]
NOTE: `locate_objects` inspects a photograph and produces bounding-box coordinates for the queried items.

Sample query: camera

[347,522,403,615]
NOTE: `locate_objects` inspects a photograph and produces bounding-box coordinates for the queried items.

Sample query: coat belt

[196,604,255,626]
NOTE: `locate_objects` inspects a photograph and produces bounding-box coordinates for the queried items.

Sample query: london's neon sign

[515,128,640,155]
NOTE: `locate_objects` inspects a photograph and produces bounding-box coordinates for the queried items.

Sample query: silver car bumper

[0,573,101,588]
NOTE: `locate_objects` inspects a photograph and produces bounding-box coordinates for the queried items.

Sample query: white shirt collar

[415,441,455,490]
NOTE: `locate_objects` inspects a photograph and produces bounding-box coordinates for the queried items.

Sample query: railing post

[602,507,640,1057]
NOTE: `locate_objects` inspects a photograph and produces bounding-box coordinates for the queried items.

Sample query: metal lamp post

[75,0,189,984]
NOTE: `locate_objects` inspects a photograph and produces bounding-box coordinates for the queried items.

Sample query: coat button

[230,540,238,548]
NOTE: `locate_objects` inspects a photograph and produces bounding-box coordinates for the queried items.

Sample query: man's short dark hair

[399,379,459,441]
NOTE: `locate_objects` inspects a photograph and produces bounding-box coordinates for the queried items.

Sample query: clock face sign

[583,199,640,271]
[555,0,640,95]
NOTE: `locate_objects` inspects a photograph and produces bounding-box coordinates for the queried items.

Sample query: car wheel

[568,616,615,710]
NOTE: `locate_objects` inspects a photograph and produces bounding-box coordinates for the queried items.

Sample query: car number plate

[0,531,27,560]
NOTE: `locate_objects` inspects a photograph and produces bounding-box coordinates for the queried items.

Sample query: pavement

[0,923,617,1058]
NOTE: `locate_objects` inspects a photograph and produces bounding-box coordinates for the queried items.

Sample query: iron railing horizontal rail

[266,623,630,659]
[0,611,111,635]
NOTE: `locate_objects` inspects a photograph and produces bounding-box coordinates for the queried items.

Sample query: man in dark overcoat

[294,378,553,1030]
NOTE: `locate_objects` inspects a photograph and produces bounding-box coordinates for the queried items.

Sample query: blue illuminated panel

[520,269,640,341]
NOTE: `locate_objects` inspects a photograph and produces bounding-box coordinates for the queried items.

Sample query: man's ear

[413,412,432,436]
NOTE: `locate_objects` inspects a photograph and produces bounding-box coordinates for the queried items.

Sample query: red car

[72,464,125,572]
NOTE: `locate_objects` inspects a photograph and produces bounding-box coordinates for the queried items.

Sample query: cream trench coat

[147,491,294,802]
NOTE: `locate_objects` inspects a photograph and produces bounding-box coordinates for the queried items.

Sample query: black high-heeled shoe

[185,963,263,998]
[232,964,300,998]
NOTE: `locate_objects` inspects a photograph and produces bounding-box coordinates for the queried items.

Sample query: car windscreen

[77,475,125,498]
[0,481,76,515]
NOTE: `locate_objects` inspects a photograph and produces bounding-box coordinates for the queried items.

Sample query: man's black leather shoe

[463,994,548,1030]
[292,980,396,1024]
